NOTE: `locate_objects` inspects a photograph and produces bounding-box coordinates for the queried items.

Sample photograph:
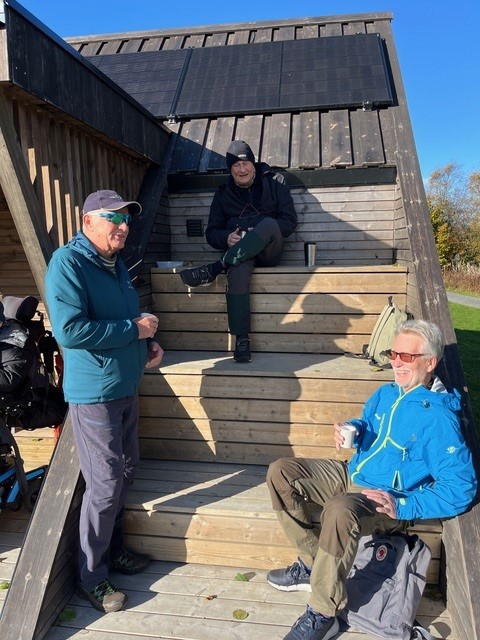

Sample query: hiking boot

[283,606,339,640]
[77,578,126,613]
[267,557,312,592]
[180,263,218,287]
[110,549,150,575]
[233,334,251,363]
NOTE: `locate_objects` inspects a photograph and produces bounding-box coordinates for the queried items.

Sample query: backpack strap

[412,624,437,640]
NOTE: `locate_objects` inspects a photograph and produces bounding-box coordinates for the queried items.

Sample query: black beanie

[226,140,255,170]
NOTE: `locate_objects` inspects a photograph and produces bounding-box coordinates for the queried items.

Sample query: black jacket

[205,162,297,250]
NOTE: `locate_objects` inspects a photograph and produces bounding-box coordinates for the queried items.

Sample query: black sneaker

[77,578,126,613]
[180,263,218,287]
[233,334,251,363]
[267,557,312,592]
[283,607,339,640]
[110,549,150,575]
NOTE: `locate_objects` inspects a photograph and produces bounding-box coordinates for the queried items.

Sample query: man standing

[45,190,163,613]
[179,140,297,363]
[266,320,476,640]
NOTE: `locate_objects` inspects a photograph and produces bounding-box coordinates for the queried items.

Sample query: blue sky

[18,0,480,181]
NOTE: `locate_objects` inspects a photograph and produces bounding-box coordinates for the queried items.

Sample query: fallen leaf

[234,572,248,581]
[0,581,10,590]
[58,607,77,621]
[233,609,249,620]
[205,594,217,601]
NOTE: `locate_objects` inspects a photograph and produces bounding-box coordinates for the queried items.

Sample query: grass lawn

[449,302,480,431]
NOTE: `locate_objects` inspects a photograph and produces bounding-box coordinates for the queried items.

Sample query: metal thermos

[304,242,316,266]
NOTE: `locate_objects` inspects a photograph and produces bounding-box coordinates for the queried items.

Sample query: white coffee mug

[339,423,357,449]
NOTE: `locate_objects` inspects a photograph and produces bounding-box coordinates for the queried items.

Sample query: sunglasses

[384,350,427,363]
[89,212,132,225]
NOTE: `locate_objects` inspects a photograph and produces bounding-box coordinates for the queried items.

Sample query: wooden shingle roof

[67,13,406,175]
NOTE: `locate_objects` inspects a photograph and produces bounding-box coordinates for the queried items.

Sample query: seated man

[179,140,297,363]
[266,319,477,640]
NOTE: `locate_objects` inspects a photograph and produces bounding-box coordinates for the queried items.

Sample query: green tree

[429,201,456,265]
[427,163,480,265]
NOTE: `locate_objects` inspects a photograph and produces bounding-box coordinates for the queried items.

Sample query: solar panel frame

[87,32,394,119]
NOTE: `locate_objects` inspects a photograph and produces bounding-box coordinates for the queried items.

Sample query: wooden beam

[0,89,53,302]
[121,135,176,284]
[0,414,82,640]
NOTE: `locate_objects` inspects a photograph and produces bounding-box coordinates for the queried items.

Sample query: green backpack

[364,297,408,367]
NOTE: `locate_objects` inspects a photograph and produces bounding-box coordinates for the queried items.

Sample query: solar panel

[87,33,393,119]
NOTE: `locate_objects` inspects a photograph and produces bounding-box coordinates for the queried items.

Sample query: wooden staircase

[127,264,442,584]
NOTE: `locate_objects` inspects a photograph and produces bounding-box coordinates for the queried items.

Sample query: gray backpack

[339,533,435,640]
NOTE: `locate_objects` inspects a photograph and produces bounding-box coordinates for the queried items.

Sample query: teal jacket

[45,232,147,403]
[347,378,477,521]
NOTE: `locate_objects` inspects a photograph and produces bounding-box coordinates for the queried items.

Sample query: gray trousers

[267,457,408,616]
[70,396,140,589]
[223,217,284,335]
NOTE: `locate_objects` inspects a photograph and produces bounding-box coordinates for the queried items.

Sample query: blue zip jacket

[347,378,477,521]
[45,232,147,403]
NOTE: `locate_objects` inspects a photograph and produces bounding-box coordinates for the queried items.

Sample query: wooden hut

[0,2,478,639]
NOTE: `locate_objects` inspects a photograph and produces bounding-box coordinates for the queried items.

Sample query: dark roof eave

[2,0,170,164]
[65,12,394,43]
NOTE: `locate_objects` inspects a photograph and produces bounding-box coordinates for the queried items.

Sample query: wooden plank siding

[0,90,151,316]
[10,94,148,252]
[167,184,397,267]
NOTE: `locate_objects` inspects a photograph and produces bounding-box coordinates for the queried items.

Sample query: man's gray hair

[396,319,444,361]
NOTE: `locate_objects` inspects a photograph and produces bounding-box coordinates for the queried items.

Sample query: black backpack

[0,296,67,430]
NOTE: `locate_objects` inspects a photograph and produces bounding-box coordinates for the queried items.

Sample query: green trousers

[267,457,408,616]
[223,217,284,335]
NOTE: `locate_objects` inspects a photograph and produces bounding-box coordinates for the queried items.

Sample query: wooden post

[0,415,82,640]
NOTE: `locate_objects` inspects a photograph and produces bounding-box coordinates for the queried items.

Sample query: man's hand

[333,422,357,451]
[361,488,397,519]
[134,314,159,339]
[227,228,242,247]
[145,341,164,369]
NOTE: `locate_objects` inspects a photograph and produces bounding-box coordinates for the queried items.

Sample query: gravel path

[446,291,480,308]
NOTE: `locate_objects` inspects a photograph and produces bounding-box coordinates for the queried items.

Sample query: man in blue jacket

[179,140,297,363]
[266,319,476,640]
[45,190,163,613]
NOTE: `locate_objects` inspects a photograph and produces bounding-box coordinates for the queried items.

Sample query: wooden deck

[0,429,453,639]
[0,510,454,640]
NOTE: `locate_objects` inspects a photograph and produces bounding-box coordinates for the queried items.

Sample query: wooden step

[139,351,395,465]
[124,459,442,585]
[152,265,407,353]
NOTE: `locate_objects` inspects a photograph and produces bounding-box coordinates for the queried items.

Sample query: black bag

[15,384,67,430]
[339,533,435,640]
